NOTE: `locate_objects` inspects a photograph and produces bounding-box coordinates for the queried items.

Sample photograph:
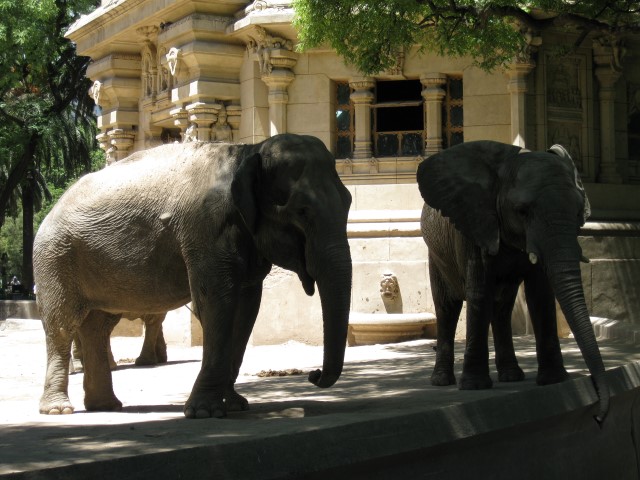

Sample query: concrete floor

[2,318,640,479]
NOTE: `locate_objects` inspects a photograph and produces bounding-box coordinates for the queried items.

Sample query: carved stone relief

[247,26,294,76]
[543,52,590,176]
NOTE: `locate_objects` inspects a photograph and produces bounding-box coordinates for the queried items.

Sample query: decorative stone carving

[547,59,582,110]
[186,102,222,142]
[183,123,198,143]
[380,273,399,301]
[248,26,294,76]
[90,80,102,106]
[166,47,181,77]
[106,128,135,164]
[213,105,233,142]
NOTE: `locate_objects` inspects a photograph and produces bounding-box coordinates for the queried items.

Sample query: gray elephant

[34,134,352,418]
[417,140,609,422]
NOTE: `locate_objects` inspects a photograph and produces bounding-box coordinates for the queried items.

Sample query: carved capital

[420,73,446,101]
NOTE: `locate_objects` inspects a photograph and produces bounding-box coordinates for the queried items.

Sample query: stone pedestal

[186,102,221,142]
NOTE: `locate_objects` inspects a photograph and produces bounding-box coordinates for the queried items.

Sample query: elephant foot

[84,394,123,412]
[134,355,159,367]
[497,366,525,382]
[430,368,456,386]
[536,367,569,386]
[184,391,226,419]
[459,372,493,390]
[40,394,74,415]
[225,389,249,412]
[155,347,168,364]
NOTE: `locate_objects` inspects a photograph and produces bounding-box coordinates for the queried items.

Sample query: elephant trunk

[542,235,610,422]
[307,237,352,388]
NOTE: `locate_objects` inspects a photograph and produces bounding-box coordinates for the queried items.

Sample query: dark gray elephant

[417,140,609,422]
[34,134,352,418]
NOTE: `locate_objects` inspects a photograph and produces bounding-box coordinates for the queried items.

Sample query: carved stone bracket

[248,26,295,76]
[105,128,136,164]
[185,102,222,142]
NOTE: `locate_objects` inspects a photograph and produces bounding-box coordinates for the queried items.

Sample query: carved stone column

[349,77,375,161]
[248,26,297,136]
[420,73,446,156]
[185,102,222,142]
[106,128,136,164]
[506,61,535,148]
[262,64,295,136]
[594,38,623,184]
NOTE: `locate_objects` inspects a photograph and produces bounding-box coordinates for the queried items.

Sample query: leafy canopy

[0,0,99,226]
[293,0,640,73]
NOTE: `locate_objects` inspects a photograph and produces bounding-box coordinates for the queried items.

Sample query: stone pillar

[349,77,375,161]
[106,128,136,164]
[593,40,623,184]
[420,73,446,156]
[185,102,221,142]
[506,61,535,148]
[262,66,295,136]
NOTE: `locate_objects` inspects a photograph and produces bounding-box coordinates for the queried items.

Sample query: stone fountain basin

[348,312,437,346]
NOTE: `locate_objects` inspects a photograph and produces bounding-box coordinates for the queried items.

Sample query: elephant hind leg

[40,312,80,415]
[135,313,167,366]
[77,310,123,412]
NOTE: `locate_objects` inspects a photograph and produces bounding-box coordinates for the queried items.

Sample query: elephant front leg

[492,283,525,382]
[524,273,569,385]
[184,271,238,419]
[460,250,494,390]
[225,282,264,412]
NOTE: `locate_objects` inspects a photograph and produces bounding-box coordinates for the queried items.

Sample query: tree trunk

[22,178,34,294]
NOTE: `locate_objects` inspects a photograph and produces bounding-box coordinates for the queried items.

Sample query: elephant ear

[231,152,261,234]
[547,144,591,223]
[417,141,519,255]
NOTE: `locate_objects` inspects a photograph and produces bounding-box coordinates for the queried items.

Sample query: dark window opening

[374,79,424,157]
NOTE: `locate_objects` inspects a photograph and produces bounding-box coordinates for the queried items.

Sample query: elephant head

[232,134,353,388]
[417,140,609,421]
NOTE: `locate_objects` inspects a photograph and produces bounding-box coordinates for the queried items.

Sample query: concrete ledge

[3,328,640,479]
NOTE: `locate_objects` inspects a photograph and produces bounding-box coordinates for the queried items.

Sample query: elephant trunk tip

[308,368,341,388]
[592,374,610,426]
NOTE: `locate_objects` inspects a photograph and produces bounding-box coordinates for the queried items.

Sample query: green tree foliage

[0,0,100,289]
[293,0,640,73]
[0,0,100,222]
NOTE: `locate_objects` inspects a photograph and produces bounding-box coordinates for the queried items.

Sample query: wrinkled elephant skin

[417,140,609,422]
[34,134,352,418]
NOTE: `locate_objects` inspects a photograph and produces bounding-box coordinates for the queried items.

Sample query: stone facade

[67,0,640,345]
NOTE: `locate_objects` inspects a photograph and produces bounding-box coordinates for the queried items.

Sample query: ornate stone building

[67,0,640,345]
